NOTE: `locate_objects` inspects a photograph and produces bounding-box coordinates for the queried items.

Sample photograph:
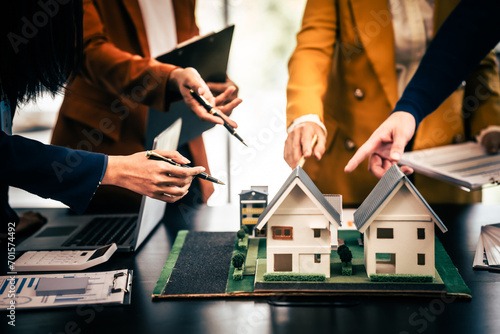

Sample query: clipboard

[146,25,236,149]
[0,269,132,310]
[156,24,235,82]
[399,141,500,191]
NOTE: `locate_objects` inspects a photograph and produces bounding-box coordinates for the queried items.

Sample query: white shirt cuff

[287,114,327,136]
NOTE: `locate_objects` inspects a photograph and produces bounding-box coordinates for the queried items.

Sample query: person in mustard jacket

[51,0,241,212]
[284,0,500,205]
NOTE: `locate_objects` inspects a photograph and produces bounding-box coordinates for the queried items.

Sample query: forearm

[80,0,178,111]
[286,0,337,127]
[1,132,105,213]
[394,0,500,126]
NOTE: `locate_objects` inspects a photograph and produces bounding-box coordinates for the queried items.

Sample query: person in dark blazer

[0,0,203,225]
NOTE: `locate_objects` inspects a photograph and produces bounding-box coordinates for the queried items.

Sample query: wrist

[167,68,183,93]
[101,155,123,187]
[287,114,327,136]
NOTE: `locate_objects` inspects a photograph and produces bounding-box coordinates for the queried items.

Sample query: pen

[146,151,225,185]
[189,89,248,147]
[298,134,318,168]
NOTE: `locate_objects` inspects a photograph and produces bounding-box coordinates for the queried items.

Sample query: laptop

[17,118,183,253]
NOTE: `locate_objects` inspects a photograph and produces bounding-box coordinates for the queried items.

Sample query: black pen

[189,89,248,147]
[146,151,225,185]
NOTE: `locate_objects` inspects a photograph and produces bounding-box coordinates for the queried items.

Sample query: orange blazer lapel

[350,0,398,108]
[122,0,150,57]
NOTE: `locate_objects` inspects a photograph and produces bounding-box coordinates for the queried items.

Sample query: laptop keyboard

[62,216,138,247]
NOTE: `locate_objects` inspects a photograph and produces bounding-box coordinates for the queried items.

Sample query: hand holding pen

[169,68,242,129]
[146,151,225,185]
[189,89,248,146]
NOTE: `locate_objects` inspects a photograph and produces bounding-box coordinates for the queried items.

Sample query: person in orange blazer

[51,0,240,212]
[284,0,500,205]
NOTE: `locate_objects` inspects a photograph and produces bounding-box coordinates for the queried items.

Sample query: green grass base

[152,230,188,296]
[154,230,469,298]
[227,230,452,293]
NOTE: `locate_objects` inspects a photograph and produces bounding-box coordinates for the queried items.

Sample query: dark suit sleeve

[394,0,500,127]
[1,131,106,214]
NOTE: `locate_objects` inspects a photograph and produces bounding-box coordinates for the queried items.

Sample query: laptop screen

[134,118,182,249]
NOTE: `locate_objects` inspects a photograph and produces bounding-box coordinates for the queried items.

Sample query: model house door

[376,253,396,273]
[274,254,292,271]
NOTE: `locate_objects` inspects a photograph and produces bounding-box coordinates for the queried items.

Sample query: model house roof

[255,167,342,230]
[239,189,268,201]
[325,194,342,215]
[354,164,447,233]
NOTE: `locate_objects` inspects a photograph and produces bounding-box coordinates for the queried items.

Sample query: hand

[344,112,416,178]
[169,67,238,128]
[207,78,242,117]
[102,150,205,203]
[207,77,239,102]
[284,122,326,168]
[480,131,500,154]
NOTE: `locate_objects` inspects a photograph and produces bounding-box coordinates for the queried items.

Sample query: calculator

[15,244,118,272]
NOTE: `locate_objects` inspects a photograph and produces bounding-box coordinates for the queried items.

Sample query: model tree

[337,244,353,266]
[237,228,246,240]
[232,252,245,270]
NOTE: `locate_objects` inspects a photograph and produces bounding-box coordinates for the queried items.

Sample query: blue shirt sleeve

[393,0,500,127]
[1,131,107,215]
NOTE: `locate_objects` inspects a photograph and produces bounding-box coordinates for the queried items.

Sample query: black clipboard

[146,25,235,149]
[156,24,234,82]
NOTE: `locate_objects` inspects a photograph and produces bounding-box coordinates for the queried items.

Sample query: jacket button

[345,138,356,151]
[353,88,364,100]
[452,134,464,144]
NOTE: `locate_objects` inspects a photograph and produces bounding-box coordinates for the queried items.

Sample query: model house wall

[355,165,447,278]
[256,167,342,278]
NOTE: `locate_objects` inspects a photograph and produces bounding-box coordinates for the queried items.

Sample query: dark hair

[0,0,83,108]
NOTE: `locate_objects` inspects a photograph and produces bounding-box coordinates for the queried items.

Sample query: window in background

[197,0,307,205]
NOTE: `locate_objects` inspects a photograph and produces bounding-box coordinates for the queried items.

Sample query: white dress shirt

[137,0,178,59]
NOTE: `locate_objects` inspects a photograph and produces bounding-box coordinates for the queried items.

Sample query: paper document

[473,224,500,272]
[0,269,132,310]
[399,142,500,191]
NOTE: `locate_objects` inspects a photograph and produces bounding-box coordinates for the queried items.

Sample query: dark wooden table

[2,203,499,334]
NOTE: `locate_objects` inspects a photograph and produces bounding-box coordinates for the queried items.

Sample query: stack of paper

[473,224,500,271]
[400,142,500,191]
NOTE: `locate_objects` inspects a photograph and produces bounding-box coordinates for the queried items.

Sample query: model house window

[417,228,425,239]
[272,226,293,240]
[314,254,321,263]
[313,229,321,238]
[377,228,394,239]
[418,254,425,265]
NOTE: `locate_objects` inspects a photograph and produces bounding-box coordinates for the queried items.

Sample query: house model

[354,164,448,278]
[255,167,342,278]
[239,186,268,237]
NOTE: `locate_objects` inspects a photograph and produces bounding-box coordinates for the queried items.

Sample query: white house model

[255,167,342,278]
[354,165,448,278]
